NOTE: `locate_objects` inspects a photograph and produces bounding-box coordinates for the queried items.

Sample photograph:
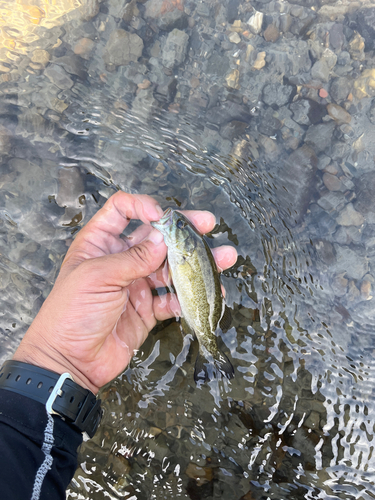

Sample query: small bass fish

[151,208,234,382]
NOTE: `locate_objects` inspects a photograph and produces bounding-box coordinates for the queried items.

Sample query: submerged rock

[311,59,330,83]
[337,203,365,227]
[330,77,352,103]
[103,30,144,66]
[262,83,294,108]
[252,51,266,70]
[162,29,189,68]
[247,11,264,34]
[327,103,351,124]
[290,99,311,125]
[305,122,336,154]
[277,144,318,222]
[356,8,375,52]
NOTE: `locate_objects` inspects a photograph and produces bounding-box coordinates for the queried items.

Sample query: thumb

[83,229,167,288]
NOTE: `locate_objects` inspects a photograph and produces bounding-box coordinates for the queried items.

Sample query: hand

[13,192,237,393]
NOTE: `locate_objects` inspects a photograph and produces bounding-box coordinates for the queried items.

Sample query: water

[1,0,375,498]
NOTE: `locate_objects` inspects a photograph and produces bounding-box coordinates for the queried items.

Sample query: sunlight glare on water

[0,0,375,499]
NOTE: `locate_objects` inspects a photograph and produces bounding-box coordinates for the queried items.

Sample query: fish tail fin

[194,349,235,383]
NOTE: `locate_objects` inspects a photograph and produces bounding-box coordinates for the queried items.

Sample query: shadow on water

[0,0,375,499]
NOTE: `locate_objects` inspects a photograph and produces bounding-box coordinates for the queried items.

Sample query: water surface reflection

[0,0,375,498]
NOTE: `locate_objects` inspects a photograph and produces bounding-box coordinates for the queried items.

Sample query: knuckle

[125,244,153,273]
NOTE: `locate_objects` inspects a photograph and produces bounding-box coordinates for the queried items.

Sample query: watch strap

[0,360,102,438]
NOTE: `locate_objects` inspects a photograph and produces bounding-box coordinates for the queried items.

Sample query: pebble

[162,28,189,69]
[123,0,140,23]
[330,77,351,103]
[0,124,11,156]
[347,280,361,303]
[103,30,144,66]
[185,463,213,486]
[334,245,368,280]
[73,38,95,59]
[247,11,264,35]
[44,64,74,90]
[31,49,51,68]
[245,44,254,62]
[356,8,375,52]
[252,51,266,70]
[225,69,240,89]
[367,99,375,124]
[278,145,318,220]
[321,48,337,70]
[315,239,336,265]
[318,191,346,213]
[327,103,351,124]
[323,173,342,192]
[290,99,311,125]
[229,32,241,44]
[305,122,336,154]
[331,273,348,297]
[337,203,365,227]
[324,162,339,175]
[353,68,375,100]
[361,278,373,300]
[79,0,99,20]
[311,59,330,83]
[263,24,280,43]
[329,23,345,51]
[349,32,365,61]
[263,83,294,107]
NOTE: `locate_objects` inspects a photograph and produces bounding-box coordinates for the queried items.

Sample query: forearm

[0,388,82,500]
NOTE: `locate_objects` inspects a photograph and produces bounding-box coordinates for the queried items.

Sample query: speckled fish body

[151,208,234,382]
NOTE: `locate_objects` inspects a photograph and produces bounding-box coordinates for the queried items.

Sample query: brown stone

[327,103,351,124]
[263,24,280,42]
[323,172,342,191]
[253,51,266,70]
[73,38,95,59]
[31,49,51,67]
[185,463,213,486]
[361,279,372,300]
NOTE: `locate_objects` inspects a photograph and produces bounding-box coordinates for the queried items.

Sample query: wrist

[13,340,99,395]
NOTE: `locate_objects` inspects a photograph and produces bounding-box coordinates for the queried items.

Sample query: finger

[122,223,153,250]
[147,260,171,289]
[211,245,238,272]
[77,233,167,290]
[153,292,181,321]
[145,245,238,290]
[127,278,157,332]
[67,192,164,259]
[181,210,216,234]
[114,301,150,357]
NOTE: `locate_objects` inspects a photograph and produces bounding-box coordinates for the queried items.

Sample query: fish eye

[176,219,186,229]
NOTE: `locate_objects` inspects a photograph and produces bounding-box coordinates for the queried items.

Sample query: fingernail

[155,205,164,218]
[147,228,165,245]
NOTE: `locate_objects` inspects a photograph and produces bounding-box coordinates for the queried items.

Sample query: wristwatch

[0,360,102,438]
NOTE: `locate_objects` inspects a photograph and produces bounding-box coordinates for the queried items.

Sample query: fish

[151,208,234,382]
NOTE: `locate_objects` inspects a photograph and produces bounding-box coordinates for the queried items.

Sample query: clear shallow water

[1,0,375,498]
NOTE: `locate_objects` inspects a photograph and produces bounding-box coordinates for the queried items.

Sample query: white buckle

[46,372,74,415]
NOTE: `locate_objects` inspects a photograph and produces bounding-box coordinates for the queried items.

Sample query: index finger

[65,191,164,261]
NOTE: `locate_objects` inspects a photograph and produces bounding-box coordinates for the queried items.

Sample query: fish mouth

[150,207,173,231]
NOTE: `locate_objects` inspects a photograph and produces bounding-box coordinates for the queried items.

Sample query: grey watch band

[0,360,102,438]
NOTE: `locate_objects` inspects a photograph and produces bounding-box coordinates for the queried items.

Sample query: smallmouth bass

[151,208,234,382]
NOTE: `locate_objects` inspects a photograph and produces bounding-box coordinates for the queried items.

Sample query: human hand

[13,191,237,393]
